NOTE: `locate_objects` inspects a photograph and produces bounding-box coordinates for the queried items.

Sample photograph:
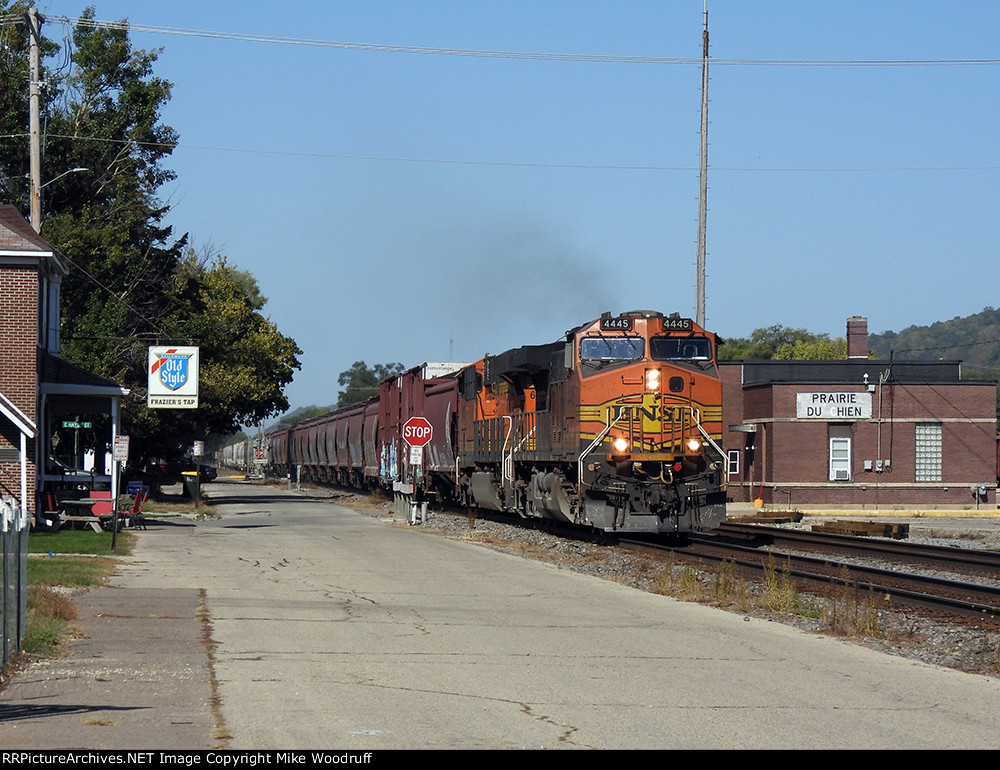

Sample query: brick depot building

[720,317,997,509]
[0,206,125,523]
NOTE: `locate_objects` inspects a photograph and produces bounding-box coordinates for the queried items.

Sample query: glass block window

[829,437,852,481]
[915,423,942,482]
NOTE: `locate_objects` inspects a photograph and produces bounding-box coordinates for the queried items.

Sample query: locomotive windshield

[650,336,713,361]
[579,336,644,361]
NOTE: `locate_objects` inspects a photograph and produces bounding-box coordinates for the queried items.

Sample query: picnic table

[58,498,104,532]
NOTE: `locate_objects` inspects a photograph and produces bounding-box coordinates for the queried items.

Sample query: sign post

[401,417,433,525]
[111,435,129,549]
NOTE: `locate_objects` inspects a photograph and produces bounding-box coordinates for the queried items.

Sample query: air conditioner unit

[833,470,850,481]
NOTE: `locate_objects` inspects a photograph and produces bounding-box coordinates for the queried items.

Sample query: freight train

[228,311,727,535]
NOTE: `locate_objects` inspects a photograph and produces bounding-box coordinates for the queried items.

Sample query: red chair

[120,490,148,530]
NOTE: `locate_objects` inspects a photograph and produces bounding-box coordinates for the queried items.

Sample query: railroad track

[716,521,1000,577]
[625,532,1000,625]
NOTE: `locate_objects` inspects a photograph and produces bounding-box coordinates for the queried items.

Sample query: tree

[0,7,301,464]
[773,337,848,360]
[718,325,822,360]
[337,362,405,408]
[135,252,301,455]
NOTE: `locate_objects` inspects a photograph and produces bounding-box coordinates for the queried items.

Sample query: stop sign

[402,416,433,447]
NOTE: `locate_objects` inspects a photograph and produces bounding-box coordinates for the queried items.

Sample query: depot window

[829,437,852,481]
[579,336,644,361]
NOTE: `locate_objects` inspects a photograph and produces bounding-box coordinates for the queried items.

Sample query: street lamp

[40,167,88,190]
[30,167,87,232]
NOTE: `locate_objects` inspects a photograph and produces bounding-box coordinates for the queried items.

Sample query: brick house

[0,205,125,522]
[720,317,997,509]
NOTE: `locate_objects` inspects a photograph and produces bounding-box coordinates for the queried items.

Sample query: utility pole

[695,5,709,327]
[28,6,42,233]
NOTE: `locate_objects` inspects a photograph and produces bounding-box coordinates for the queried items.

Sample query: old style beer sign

[147,346,200,409]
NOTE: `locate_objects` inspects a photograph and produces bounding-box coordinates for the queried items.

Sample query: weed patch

[22,587,79,656]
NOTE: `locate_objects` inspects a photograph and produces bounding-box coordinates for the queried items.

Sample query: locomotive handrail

[501,416,514,485]
[576,406,627,495]
[685,405,726,461]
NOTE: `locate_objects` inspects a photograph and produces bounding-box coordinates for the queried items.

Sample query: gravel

[292,483,1000,680]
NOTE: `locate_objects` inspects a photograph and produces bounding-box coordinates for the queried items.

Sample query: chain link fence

[1,497,28,667]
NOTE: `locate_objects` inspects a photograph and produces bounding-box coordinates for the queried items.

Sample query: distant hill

[868,307,1000,373]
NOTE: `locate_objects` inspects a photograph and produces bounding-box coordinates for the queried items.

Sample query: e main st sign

[147,346,199,409]
[796,391,872,421]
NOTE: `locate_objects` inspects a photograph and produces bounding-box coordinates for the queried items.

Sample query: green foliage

[719,325,847,360]
[337,361,404,407]
[773,337,848,360]
[0,9,301,464]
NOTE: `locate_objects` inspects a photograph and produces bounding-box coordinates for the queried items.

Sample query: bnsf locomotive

[261,311,726,535]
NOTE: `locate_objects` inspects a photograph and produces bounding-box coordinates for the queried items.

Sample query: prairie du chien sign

[796,391,872,420]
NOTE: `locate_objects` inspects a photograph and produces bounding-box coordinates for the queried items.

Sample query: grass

[27,554,117,587]
[28,528,133,555]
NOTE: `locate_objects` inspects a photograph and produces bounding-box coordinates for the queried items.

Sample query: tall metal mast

[695,6,709,327]
[28,7,42,233]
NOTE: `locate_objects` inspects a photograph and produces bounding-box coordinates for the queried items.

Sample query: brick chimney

[847,316,868,358]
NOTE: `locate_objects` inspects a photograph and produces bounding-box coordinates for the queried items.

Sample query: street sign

[61,420,92,429]
[402,416,433,447]
[113,435,130,463]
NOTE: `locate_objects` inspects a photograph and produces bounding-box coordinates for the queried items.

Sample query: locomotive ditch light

[686,438,702,453]
[608,436,631,463]
[645,368,661,391]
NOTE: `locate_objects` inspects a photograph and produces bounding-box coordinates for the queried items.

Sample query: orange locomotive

[455,310,726,534]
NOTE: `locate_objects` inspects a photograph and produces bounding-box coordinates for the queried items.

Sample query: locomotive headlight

[686,438,702,453]
[612,437,630,453]
[645,368,661,391]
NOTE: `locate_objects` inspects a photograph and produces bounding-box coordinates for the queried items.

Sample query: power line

[4,130,999,173]
[24,15,1000,68]
[6,132,994,173]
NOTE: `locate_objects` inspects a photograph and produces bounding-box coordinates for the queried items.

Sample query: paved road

[100,479,1000,750]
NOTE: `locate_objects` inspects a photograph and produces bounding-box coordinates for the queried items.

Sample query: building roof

[0,204,53,253]
[39,353,127,396]
[720,359,983,386]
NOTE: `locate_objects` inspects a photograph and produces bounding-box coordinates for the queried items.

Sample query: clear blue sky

[34,1,1000,411]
